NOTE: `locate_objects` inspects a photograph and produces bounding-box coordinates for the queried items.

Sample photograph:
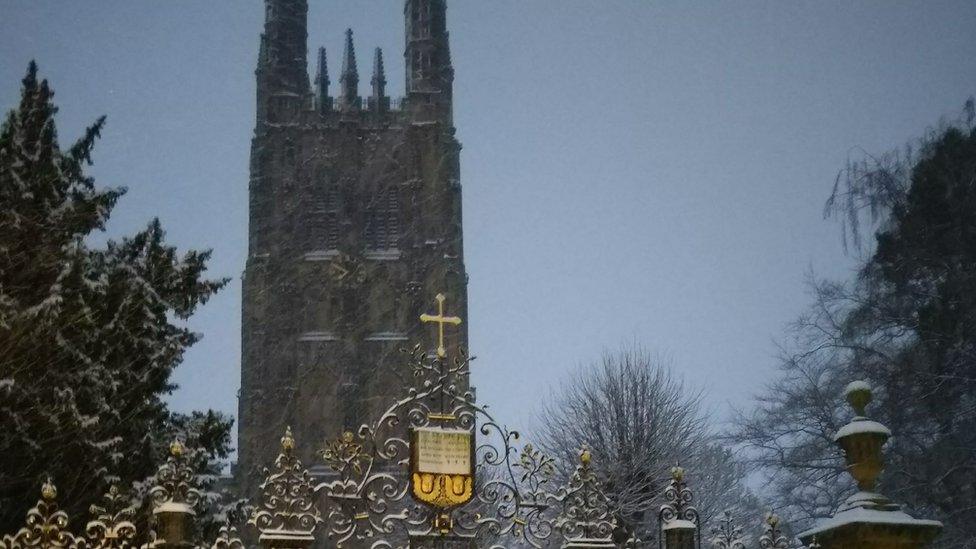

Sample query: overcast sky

[2,1,974,447]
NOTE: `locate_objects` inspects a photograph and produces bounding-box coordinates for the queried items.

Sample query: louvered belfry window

[365,189,400,250]
[309,184,340,250]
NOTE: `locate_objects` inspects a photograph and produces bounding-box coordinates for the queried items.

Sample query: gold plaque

[410,427,475,509]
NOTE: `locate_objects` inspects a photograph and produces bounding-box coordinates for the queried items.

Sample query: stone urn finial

[845,380,872,416]
[798,380,942,548]
[833,381,890,492]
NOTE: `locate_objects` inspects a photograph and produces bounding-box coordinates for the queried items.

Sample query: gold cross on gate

[420,293,462,359]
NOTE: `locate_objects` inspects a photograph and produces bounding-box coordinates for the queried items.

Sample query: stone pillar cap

[662,519,697,531]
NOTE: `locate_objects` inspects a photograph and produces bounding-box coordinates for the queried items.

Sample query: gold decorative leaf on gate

[411,473,474,509]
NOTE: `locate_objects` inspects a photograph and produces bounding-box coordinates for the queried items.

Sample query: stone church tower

[238,0,467,489]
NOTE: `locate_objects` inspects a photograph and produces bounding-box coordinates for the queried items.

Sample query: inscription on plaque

[413,427,473,475]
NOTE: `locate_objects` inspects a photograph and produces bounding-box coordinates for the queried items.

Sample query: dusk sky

[1,1,974,451]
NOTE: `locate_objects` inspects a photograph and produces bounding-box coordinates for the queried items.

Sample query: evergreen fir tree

[0,62,233,536]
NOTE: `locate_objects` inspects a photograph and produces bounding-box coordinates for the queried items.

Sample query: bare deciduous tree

[536,345,760,542]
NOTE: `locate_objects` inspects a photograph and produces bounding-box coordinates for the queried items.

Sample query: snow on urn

[798,381,942,549]
[833,381,890,492]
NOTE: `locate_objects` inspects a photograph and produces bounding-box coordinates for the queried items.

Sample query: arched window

[308,183,340,250]
[365,189,400,250]
[412,51,423,81]
[284,138,296,165]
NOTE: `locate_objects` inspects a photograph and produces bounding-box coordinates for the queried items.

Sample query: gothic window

[365,189,400,250]
[285,139,296,165]
[308,182,340,250]
[339,380,365,432]
[367,281,396,332]
[412,51,423,81]
[302,284,332,332]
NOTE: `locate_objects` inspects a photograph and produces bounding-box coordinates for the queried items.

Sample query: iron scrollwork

[248,427,323,546]
[0,480,89,549]
[149,440,202,509]
[85,485,137,548]
[658,466,702,549]
[210,525,245,549]
[709,511,746,549]
[758,513,790,549]
[552,449,616,544]
[231,294,622,548]
[312,337,618,548]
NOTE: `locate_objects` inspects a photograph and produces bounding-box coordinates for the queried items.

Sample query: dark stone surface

[238,0,467,497]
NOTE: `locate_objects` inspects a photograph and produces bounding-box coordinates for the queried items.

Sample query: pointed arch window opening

[412,51,423,82]
[365,189,401,251]
[308,182,341,253]
[285,139,296,165]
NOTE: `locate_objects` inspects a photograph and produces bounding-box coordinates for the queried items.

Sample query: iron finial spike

[41,477,57,501]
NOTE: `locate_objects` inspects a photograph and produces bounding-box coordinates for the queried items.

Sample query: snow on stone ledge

[834,419,892,441]
[800,506,943,539]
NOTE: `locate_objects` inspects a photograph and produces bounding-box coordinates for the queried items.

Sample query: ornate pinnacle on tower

[339,28,359,110]
[371,47,389,112]
[315,46,331,113]
[372,48,386,95]
[255,0,309,123]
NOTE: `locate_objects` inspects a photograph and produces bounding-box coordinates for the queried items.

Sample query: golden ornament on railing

[280,425,295,454]
[168,440,185,459]
[671,465,685,483]
[209,525,244,549]
[407,293,476,516]
[659,465,700,549]
[148,438,201,549]
[555,448,616,545]
[759,512,789,549]
[85,485,137,548]
[248,426,322,549]
[0,479,89,549]
[321,430,370,480]
[149,439,201,508]
[41,480,57,501]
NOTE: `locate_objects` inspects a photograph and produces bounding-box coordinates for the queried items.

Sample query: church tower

[238,0,467,489]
